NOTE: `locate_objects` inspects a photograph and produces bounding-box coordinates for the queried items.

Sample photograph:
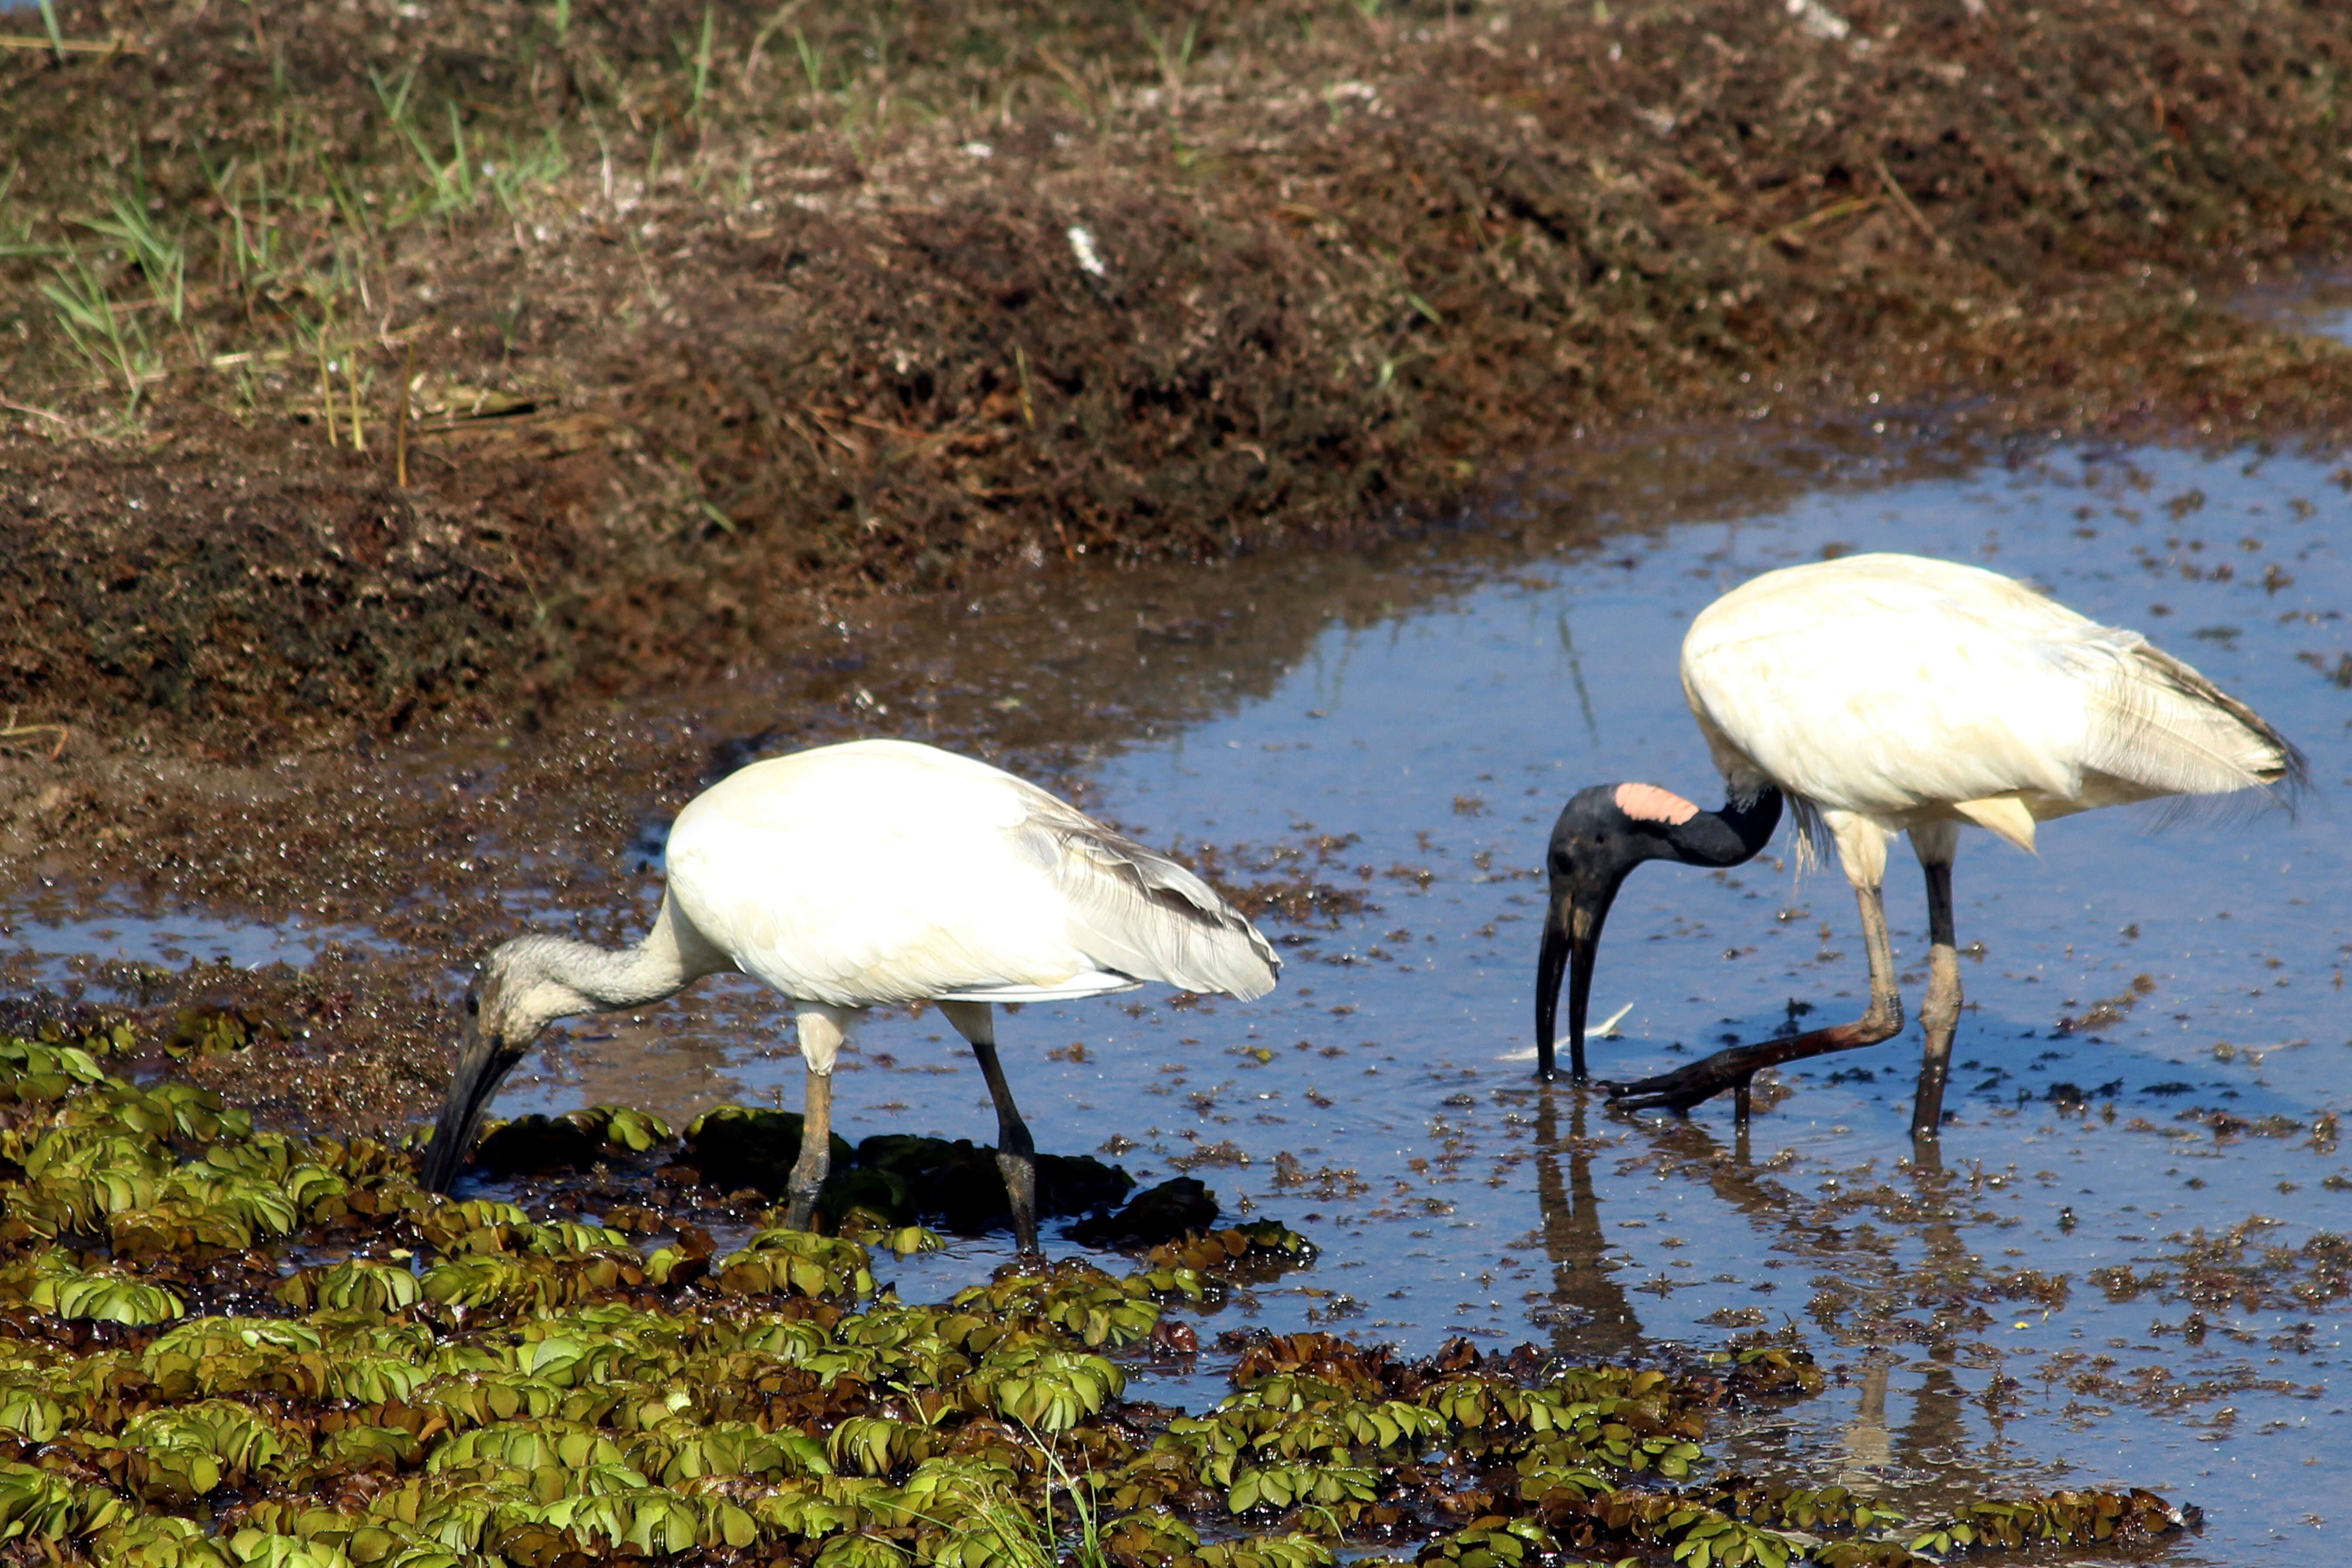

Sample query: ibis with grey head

[1535,551,2303,1137]
[419,737,1281,1252]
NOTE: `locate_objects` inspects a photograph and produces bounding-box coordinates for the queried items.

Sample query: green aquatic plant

[956,1260,1162,1348]
[0,1033,2203,1566]
[0,1034,115,1103]
[0,1462,132,1543]
[1415,1517,1558,1568]
[5,1251,186,1325]
[164,1001,279,1061]
[832,1210,947,1256]
[114,1398,306,1501]
[711,1227,879,1299]
[970,1342,1125,1433]
[274,1258,423,1315]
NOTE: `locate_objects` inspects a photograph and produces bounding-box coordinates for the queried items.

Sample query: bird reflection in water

[1525,1093,1995,1503]
[1527,1097,1772,1364]
[1875,1146,1984,1489]
[1528,1091,1644,1364]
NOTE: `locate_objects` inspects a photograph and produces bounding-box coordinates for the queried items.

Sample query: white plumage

[1683,553,2293,878]
[668,740,1275,1032]
[423,738,1278,1251]
[1565,551,2299,1136]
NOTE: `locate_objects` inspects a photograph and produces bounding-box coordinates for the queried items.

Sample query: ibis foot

[783,1185,820,1233]
[1602,1009,1904,1119]
[1600,1054,1757,1116]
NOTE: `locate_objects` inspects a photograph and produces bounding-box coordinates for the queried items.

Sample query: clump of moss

[0,1034,2199,1564]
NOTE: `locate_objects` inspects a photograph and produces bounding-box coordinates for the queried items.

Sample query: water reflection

[2235,266,2352,348]
[1841,1353,1895,1480]
[0,889,379,987]
[1530,1090,1643,1364]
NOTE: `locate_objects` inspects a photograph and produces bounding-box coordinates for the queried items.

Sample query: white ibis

[1536,552,2302,1138]
[421,737,1280,1250]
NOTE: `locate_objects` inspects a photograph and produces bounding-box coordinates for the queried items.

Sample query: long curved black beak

[419,1014,517,1193]
[1535,879,1619,1084]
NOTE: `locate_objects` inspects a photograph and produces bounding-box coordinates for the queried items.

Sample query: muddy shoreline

[2,0,2351,1161]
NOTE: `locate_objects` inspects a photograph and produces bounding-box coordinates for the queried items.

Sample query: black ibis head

[1536,782,1782,1084]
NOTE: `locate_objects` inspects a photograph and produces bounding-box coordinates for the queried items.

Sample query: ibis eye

[464,994,480,1017]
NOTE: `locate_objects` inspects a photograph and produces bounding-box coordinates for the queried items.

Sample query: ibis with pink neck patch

[1543,551,2304,1136]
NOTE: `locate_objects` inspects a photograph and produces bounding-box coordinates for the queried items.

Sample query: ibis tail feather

[1012,786,1281,1002]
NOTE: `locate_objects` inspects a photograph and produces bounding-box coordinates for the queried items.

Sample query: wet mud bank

[4,0,2352,741]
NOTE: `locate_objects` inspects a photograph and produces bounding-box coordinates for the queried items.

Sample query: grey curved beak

[419,1014,517,1193]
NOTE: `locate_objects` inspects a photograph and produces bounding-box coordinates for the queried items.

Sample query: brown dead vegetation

[3,0,2351,743]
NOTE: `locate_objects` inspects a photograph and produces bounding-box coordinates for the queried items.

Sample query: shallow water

[1068,443,2352,1558]
[0,885,378,991]
[18,433,2349,1557]
[1024,443,2352,1562]
[2238,265,2352,348]
[609,439,2348,1561]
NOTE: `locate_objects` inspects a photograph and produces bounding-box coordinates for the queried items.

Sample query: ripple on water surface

[481,441,2350,1563]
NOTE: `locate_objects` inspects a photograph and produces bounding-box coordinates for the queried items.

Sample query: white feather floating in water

[1497,1002,1633,1061]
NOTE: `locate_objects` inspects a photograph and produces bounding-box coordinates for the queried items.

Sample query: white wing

[1681,554,2300,824]
[663,739,1279,1007]
[1006,779,1281,1000]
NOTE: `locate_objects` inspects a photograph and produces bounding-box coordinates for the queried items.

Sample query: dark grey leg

[1910,822,1963,1143]
[941,1000,1039,1256]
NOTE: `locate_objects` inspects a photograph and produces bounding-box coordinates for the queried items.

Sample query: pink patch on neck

[1615,783,1700,825]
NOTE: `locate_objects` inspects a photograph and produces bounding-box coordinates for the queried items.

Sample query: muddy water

[964,443,2348,1563]
[1058,444,2352,1561]
[9,434,2350,1556]
[0,891,378,987]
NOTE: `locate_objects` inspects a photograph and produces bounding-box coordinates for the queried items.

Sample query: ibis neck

[506,898,724,1019]
[1669,786,1784,867]
[519,934,694,1012]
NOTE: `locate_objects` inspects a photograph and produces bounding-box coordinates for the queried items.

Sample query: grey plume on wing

[1008,787,1280,1001]
[2064,629,2305,802]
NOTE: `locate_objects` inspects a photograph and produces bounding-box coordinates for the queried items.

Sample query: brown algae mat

[3,0,2352,742]
[0,1027,2203,1566]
